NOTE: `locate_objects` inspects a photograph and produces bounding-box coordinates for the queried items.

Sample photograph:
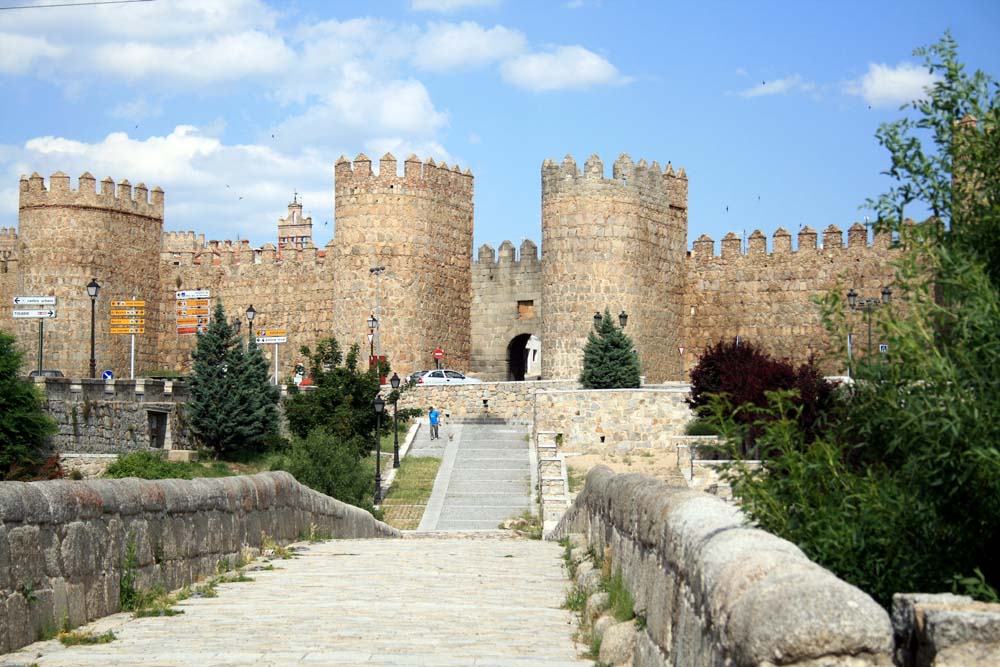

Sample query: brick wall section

[532,385,692,454]
[0,471,400,654]
[541,154,688,382]
[470,239,542,380]
[398,380,575,424]
[15,172,164,378]
[330,154,473,376]
[682,225,897,373]
[37,377,192,454]
[551,466,894,666]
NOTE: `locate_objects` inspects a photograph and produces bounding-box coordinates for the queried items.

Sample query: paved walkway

[416,423,533,532]
[5,536,586,667]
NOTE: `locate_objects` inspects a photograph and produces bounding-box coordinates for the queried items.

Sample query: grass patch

[605,570,636,622]
[193,580,218,598]
[215,569,254,584]
[380,456,442,530]
[104,451,233,481]
[58,630,115,646]
[298,522,332,543]
[562,585,588,612]
[567,466,586,493]
[499,510,543,540]
[261,534,296,559]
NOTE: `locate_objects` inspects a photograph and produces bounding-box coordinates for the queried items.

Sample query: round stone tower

[329,153,473,375]
[16,171,164,377]
[540,153,688,382]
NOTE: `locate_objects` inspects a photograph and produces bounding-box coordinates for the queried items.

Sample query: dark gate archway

[506,333,532,381]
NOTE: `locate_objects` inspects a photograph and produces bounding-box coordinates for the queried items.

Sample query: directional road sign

[13,296,56,305]
[111,327,145,335]
[13,309,56,318]
[102,370,114,380]
[256,336,287,344]
[177,326,209,335]
[175,289,211,299]
[110,300,145,308]
[256,329,287,337]
[111,309,145,316]
[177,308,210,316]
[111,318,145,325]
[175,298,209,307]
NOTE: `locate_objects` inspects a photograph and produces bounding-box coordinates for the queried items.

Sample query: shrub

[688,339,834,456]
[0,331,58,480]
[104,451,232,480]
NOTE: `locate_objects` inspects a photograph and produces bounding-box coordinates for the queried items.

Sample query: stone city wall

[471,239,542,381]
[682,224,897,375]
[533,386,692,455]
[0,471,399,654]
[37,377,192,454]
[398,380,575,424]
[551,466,894,666]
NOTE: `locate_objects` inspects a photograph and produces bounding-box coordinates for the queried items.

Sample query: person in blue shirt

[429,406,440,440]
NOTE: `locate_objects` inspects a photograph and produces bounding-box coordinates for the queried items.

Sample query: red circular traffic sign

[433,348,444,360]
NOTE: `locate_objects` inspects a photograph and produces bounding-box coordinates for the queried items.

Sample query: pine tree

[579,309,641,389]
[187,302,278,455]
[0,331,57,478]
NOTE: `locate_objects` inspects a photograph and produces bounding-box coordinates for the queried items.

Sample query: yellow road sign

[111,318,145,325]
[111,327,144,334]
[176,308,210,316]
[175,298,209,307]
[111,300,145,307]
[257,329,287,337]
[110,309,145,316]
[176,317,201,326]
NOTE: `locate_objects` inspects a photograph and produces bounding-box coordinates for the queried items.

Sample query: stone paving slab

[447,480,530,494]
[3,538,586,667]
[456,449,529,461]
[450,469,528,482]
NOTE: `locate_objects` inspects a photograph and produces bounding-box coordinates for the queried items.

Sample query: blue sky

[1,0,998,252]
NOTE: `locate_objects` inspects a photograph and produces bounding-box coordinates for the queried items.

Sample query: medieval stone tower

[330,154,473,373]
[16,172,164,377]
[541,154,688,381]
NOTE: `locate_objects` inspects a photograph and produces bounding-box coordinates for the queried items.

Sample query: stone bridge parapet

[0,471,399,654]
[551,466,894,665]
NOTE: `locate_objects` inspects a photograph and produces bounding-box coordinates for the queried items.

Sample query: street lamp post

[373,394,386,504]
[618,310,628,328]
[593,311,602,328]
[390,373,401,469]
[370,266,385,366]
[367,313,378,368]
[847,287,892,361]
[86,278,100,378]
[246,304,256,350]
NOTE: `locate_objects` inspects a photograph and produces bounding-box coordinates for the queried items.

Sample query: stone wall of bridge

[397,379,576,424]
[0,472,399,654]
[551,466,894,665]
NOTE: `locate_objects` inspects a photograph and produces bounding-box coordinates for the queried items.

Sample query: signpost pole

[37,320,43,374]
[273,342,279,385]
[130,334,135,379]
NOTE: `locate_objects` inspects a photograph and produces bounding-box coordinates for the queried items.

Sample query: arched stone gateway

[507,333,540,381]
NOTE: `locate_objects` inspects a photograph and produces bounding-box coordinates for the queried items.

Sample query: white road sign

[256,336,287,344]
[13,296,56,305]
[13,309,56,318]
[175,289,211,299]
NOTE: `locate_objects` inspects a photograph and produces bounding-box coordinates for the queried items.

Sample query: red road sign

[433,348,444,360]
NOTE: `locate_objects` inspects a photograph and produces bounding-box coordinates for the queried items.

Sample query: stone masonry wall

[13,172,164,379]
[682,224,897,374]
[541,154,688,382]
[471,239,542,381]
[37,377,192,454]
[0,472,399,654]
[551,466,894,666]
[330,153,473,376]
[533,386,692,455]
[398,380,575,424]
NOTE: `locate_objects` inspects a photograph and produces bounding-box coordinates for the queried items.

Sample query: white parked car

[415,369,482,385]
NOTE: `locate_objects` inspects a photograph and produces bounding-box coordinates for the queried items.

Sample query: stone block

[599,620,637,667]
[893,593,1000,667]
[166,449,198,462]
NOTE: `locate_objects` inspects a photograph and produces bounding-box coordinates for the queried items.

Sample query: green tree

[273,428,378,515]
[579,309,640,389]
[187,303,278,456]
[716,33,1000,607]
[0,330,57,478]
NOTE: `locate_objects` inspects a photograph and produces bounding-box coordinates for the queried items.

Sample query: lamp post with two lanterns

[390,372,401,469]
[86,278,101,378]
[593,310,628,329]
[846,286,892,375]
[373,393,386,504]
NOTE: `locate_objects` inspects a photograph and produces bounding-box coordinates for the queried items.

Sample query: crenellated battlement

[0,226,16,259]
[474,239,539,267]
[541,153,688,210]
[162,230,206,253]
[334,152,474,197]
[689,222,894,261]
[19,171,164,219]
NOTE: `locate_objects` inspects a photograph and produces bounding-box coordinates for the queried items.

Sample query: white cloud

[5,125,331,243]
[413,22,526,71]
[0,33,67,74]
[90,31,295,84]
[737,74,805,98]
[844,62,939,107]
[500,45,627,92]
[410,0,500,12]
[110,97,162,122]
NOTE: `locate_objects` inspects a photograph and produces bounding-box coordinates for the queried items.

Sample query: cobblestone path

[4,536,586,667]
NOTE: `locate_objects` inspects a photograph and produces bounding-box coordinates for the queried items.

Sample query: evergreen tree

[0,330,57,478]
[187,302,278,456]
[579,309,640,389]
